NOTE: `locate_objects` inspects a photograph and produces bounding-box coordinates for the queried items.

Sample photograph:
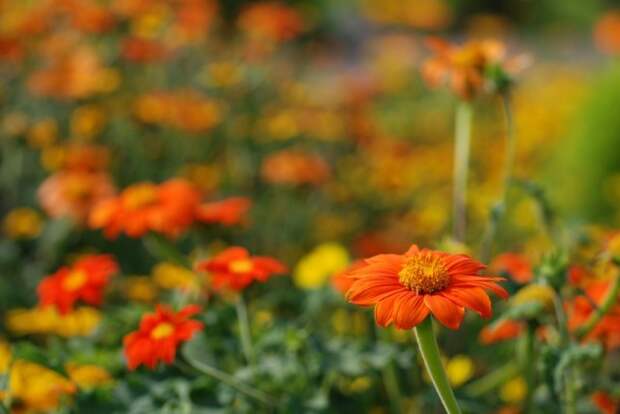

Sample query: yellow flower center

[63,270,87,291]
[150,322,174,340]
[398,253,449,294]
[229,259,254,274]
[123,184,158,210]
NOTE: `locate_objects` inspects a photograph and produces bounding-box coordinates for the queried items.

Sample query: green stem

[235,294,255,366]
[143,233,191,268]
[179,356,275,407]
[414,318,462,414]
[463,361,520,397]
[382,361,403,414]
[519,323,536,412]
[564,368,577,414]
[576,274,620,339]
[452,101,472,242]
[481,93,516,262]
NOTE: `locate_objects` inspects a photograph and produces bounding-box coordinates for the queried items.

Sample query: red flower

[592,391,619,414]
[490,253,533,284]
[345,244,508,330]
[195,197,251,226]
[124,304,203,370]
[38,255,118,313]
[197,247,287,292]
[479,320,524,344]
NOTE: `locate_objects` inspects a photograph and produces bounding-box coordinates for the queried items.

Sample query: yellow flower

[348,376,373,393]
[0,341,11,374]
[200,62,243,88]
[7,360,76,412]
[6,307,101,337]
[152,262,199,292]
[40,145,67,171]
[27,117,58,149]
[293,243,349,289]
[70,105,106,141]
[66,363,113,390]
[446,355,475,387]
[123,276,158,303]
[3,207,43,239]
[500,377,527,403]
[512,284,555,311]
[95,68,122,93]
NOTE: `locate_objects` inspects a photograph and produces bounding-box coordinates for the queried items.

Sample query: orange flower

[238,2,303,42]
[123,304,203,370]
[38,171,116,224]
[195,197,251,226]
[197,247,287,292]
[592,391,619,414]
[121,38,170,63]
[594,11,620,55]
[331,260,366,294]
[421,37,509,100]
[89,179,201,239]
[479,320,524,344]
[38,255,118,313]
[567,280,620,349]
[261,150,330,186]
[345,245,508,330]
[490,253,533,284]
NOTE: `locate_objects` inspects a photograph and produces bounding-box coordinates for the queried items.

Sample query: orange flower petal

[424,294,465,330]
[441,287,492,318]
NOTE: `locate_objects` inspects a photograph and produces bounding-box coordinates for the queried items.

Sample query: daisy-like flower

[194,197,251,226]
[197,247,287,292]
[123,304,203,370]
[345,244,508,330]
[479,319,524,344]
[38,254,118,313]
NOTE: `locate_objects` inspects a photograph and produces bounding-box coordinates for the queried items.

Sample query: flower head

[345,245,508,330]
[37,254,118,313]
[123,304,203,370]
[197,247,287,292]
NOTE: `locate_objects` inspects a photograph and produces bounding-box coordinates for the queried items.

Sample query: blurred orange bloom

[197,247,287,292]
[261,150,330,186]
[121,37,170,63]
[38,171,116,224]
[594,11,620,55]
[592,391,619,414]
[490,253,533,284]
[195,197,251,226]
[345,245,508,330]
[479,319,524,344]
[238,2,303,42]
[567,279,620,349]
[422,37,507,100]
[124,304,203,370]
[38,255,118,314]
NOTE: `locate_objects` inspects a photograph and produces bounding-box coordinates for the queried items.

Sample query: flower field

[1,0,620,413]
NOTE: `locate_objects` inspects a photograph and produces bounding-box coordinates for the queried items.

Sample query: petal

[346,278,406,305]
[394,294,430,330]
[374,292,406,327]
[441,287,492,318]
[444,255,486,274]
[423,295,465,330]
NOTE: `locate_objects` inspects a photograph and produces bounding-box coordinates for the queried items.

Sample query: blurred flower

[27,117,58,149]
[38,254,118,313]
[70,105,106,140]
[121,37,170,62]
[479,320,524,344]
[194,197,252,226]
[491,253,533,284]
[345,245,508,330]
[123,276,159,303]
[38,171,116,224]
[124,304,203,370]
[261,150,330,186]
[1,111,28,137]
[361,0,452,30]
[591,391,619,414]
[6,306,102,337]
[446,355,474,387]
[238,2,303,43]
[197,247,287,292]
[293,242,349,289]
[3,207,43,239]
[594,11,620,55]
[179,163,220,194]
[500,376,527,403]
[4,360,76,413]
[152,262,199,292]
[512,284,555,311]
[66,363,113,390]
[0,341,11,373]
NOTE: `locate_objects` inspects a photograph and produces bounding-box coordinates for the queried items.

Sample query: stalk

[452,101,473,242]
[235,294,255,365]
[414,318,462,414]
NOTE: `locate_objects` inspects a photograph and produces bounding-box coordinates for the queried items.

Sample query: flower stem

[519,323,536,412]
[452,101,472,242]
[235,294,255,366]
[414,318,462,414]
[463,361,520,397]
[576,274,620,339]
[481,93,516,262]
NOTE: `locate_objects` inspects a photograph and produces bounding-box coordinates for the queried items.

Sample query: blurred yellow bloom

[293,243,349,289]
[500,377,527,403]
[40,145,67,171]
[152,262,199,292]
[123,276,158,303]
[66,363,113,390]
[3,207,43,239]
[130,7,168,39]
[254,310,274,328]
[71,105,106,141]
[202,62,243,88]
[27,117,57,149]
[7,307,101,337]
[179,163,220,194]
[1,111,28,137]
[512,284,555,311]
[95,68,122,93]
[446,355,475,387]
[0,341,11,374]
[260,110,299,140]
[6,360,76,413]
[348,376,372,393]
